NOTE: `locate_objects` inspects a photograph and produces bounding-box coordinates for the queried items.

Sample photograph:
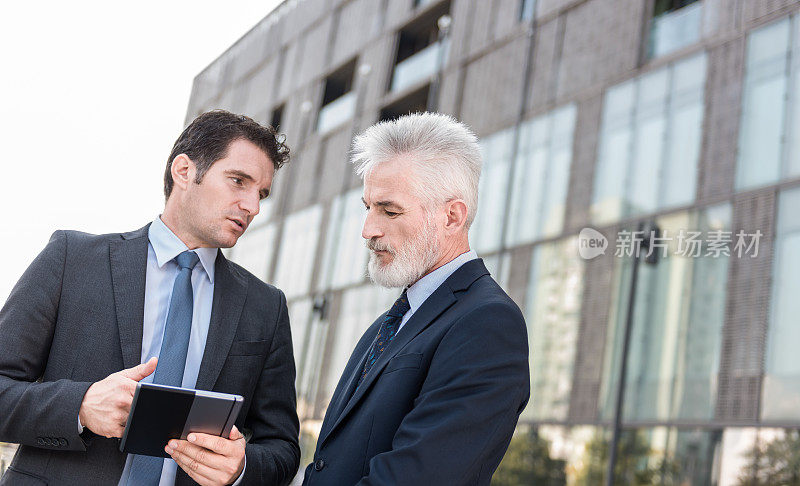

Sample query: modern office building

[184,0,800,483]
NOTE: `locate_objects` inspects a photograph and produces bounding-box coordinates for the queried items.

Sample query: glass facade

[470,127,516,255]
[506,104,576,246]
[599,205,731,422]
[523,237,584,422]
[592,53,706,225]
[762,186,800,421]
[272,205,323,300]
[737,16,800,190]
[316,189,369,291]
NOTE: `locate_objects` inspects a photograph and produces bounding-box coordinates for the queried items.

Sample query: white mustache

[366,239,393,253]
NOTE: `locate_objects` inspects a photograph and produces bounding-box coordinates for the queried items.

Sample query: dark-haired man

[0,111,300,486]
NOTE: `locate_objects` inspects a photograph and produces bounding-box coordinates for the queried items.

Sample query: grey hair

[351,112,482,229]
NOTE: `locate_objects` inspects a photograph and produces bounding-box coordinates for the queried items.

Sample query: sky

[0,1,283,302]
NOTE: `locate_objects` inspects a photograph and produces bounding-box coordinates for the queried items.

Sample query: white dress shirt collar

[405,249,478,315]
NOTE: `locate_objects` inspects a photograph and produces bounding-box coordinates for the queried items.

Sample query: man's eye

[231,177,243,185]
[385,210,399,217]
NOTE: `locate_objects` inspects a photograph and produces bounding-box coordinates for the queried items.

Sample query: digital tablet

[120,382,244,458]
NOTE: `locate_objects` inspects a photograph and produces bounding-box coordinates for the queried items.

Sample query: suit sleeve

[240,288,301,486]
[0,231,93,451]
[356,301,530,486]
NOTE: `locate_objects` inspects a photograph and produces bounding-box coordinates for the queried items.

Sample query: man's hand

[78,357,157,438]
[167,426,246,486]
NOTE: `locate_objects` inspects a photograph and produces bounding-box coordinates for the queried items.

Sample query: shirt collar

[406,250,478,314]
[148,216,218,284]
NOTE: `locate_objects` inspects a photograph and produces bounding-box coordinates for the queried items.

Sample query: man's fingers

[120,357,158,381]
[168,446,218,486]
[187,433,230,455]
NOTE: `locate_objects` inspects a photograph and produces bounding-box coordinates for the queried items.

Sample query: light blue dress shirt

[398,250,478,332]
[113,217,244,486]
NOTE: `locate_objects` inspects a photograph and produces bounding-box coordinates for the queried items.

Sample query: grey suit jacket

[0,225,300,485]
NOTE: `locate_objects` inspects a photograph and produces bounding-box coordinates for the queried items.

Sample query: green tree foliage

[492,430,567,486]
[736,430,800,485]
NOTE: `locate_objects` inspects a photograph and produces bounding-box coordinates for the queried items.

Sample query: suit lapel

[319,259,490,446]
[195,253,248,391]
[109,225,150,370]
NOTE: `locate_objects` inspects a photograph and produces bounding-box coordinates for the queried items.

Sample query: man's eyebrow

[362,197,403,209]
[224,169,255,181]
[226,169,270,199]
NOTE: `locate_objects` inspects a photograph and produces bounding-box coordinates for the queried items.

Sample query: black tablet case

[120,383,242,458]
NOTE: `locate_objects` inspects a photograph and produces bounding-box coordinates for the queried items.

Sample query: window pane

[649,1,703,58]
[506,104,576,245]
[592,54,705,225]
[616,427,721,485]
[470,128,514,255]
[523,237,584,421]
[762,187,800,420]
[317,189,369,291]
[273,205,323,299]
[737,19,791,190]
[228,222,277,282]
[599,205,730,422]
[492,425,610,486]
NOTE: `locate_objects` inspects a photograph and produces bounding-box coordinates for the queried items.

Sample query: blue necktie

[127,250,199,485]
[357,291,410,387]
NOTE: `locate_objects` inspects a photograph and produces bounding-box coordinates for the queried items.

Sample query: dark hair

[163,110,290,199]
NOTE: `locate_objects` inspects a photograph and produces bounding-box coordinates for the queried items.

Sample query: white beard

[366,215,441,288]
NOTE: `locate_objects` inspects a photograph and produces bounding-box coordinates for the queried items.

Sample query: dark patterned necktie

[357,291,410,387]
[127,250,199,485]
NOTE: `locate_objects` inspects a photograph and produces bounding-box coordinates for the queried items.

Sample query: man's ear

[170,154,195,192]
[443,199,468,234]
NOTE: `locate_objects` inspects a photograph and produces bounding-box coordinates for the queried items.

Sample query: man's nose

[362,211,382,240]
[240,191,260,216]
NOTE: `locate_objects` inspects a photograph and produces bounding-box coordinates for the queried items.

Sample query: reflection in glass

[470,127,515,255]
[599,205,730,422]
[762,187,800,420]
[523,237,584,421]
[492,425,609,486]
[592,54,706,225]
[506,104,576,246]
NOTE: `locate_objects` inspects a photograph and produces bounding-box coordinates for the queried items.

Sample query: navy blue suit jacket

[303,259,530,486]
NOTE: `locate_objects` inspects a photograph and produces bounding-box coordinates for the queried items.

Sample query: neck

[160,202,200,250]
[417,236,471,282]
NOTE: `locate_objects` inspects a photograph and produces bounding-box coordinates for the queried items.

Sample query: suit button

[59,438,68,447]
[36,437,44,446]
[314,459,325,471]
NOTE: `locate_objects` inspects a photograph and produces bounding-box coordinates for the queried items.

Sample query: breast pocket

[383,353,423,374]
[228,339,268,356]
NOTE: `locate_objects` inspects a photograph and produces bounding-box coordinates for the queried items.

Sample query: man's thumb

[121,357,158,381]
[230,425,244,440]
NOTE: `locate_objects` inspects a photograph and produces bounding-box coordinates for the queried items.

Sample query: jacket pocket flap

[384,353,423,373]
